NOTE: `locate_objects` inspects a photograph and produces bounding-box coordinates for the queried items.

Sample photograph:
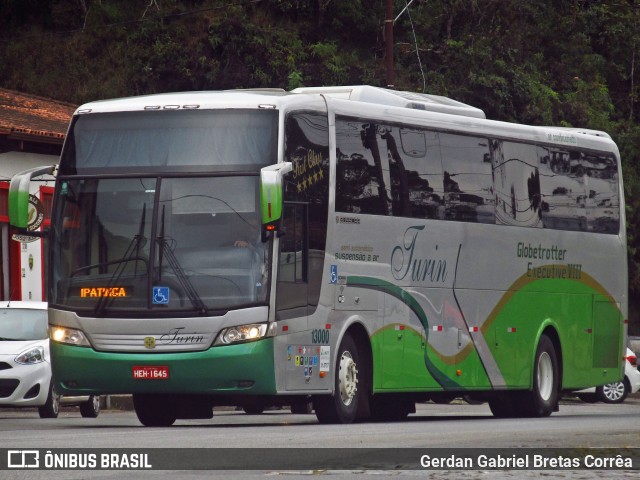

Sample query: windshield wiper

[0,337,18,341]
[94,204,148,315]
[156,205,206,314]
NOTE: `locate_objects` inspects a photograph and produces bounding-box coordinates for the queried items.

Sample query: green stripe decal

[347,266,624,392]
[346,275,462,390]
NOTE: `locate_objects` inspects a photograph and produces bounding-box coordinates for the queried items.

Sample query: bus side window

[335,119,391,216]
[278,202,308,283]
[440,133,495,224]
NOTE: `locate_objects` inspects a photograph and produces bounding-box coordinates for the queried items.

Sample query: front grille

[0,362,12,371]
[90,332,214,352]
[0,379,19,398]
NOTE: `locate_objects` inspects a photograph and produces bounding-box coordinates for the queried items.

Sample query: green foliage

[287,70,304,90]
[616,121,640,334]
[1,0,640,327]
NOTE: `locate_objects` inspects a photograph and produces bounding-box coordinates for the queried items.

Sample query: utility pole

[385,0,394,88]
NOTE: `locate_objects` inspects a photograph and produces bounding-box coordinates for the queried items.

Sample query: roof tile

[0,88,76,140]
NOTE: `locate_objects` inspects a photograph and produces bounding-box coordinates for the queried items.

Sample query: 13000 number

[311,329,330,344]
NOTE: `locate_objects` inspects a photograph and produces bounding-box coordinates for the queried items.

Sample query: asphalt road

[1,394,638,479]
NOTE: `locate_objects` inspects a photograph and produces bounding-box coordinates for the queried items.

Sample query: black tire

[596,379,629,404]
[516,335,559,417]
[314,333,362,424]
[133,394,177,427]
[290,401,313,414]
[38,382,60,419]
[488,394,518,418]
[432,395,456,405]
[462,394,485,405]
[80,395,101,418]
[242,405,265,414]
[577,393,599,403]
[369,394,414,421]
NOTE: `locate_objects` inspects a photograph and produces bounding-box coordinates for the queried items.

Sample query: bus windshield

[50,108,278,315]
[51,175,269,315]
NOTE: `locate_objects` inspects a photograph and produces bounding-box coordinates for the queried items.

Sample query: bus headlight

[214,322,275,346]
[49,325,91,347]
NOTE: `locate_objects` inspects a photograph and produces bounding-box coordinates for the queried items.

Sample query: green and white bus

[9,86,627,426]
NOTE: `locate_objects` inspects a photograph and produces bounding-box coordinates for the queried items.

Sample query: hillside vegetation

[1,0,639,331]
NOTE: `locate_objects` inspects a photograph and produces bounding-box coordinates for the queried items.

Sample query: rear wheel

[596,379,629,404]
[314,333,361,424]
[38,383,60,419]
[517,335,559,417]
[133,394,177,426]
[489,335,559,418]
[488,394,518,418]
[80,395,101,418]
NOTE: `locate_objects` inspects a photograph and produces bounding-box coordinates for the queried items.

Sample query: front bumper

[0,355,50,407]
[51,338,276,396]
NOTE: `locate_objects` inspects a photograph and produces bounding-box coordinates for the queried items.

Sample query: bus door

[276,202,309,327]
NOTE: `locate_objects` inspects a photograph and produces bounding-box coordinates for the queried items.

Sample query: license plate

[132,366,169,380]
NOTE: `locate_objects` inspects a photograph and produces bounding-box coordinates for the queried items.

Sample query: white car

[0,301,100,418]
[576,347,640,404]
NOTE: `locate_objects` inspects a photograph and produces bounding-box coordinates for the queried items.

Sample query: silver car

[0,301,100,418]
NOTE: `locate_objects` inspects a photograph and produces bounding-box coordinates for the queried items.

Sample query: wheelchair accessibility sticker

[152,286,170,305]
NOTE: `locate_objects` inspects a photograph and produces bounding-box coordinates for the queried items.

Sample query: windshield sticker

[152,286,170,304]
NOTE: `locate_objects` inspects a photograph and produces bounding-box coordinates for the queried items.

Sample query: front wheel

[133,394,177,426]
[38,383,60,419]
[314,333,362,424]
[596,380,629,404]
[80,395,101,418]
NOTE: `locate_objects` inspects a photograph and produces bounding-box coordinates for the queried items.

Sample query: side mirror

[8,165,57,238]
[259,162,292,241]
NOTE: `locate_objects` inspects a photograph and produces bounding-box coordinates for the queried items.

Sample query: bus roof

[292,85,487,119]
[73,86,486,118]
[73,86,617,154]
[73,89,293,114]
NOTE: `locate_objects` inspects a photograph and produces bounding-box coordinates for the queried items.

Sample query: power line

[403,0,426,93]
